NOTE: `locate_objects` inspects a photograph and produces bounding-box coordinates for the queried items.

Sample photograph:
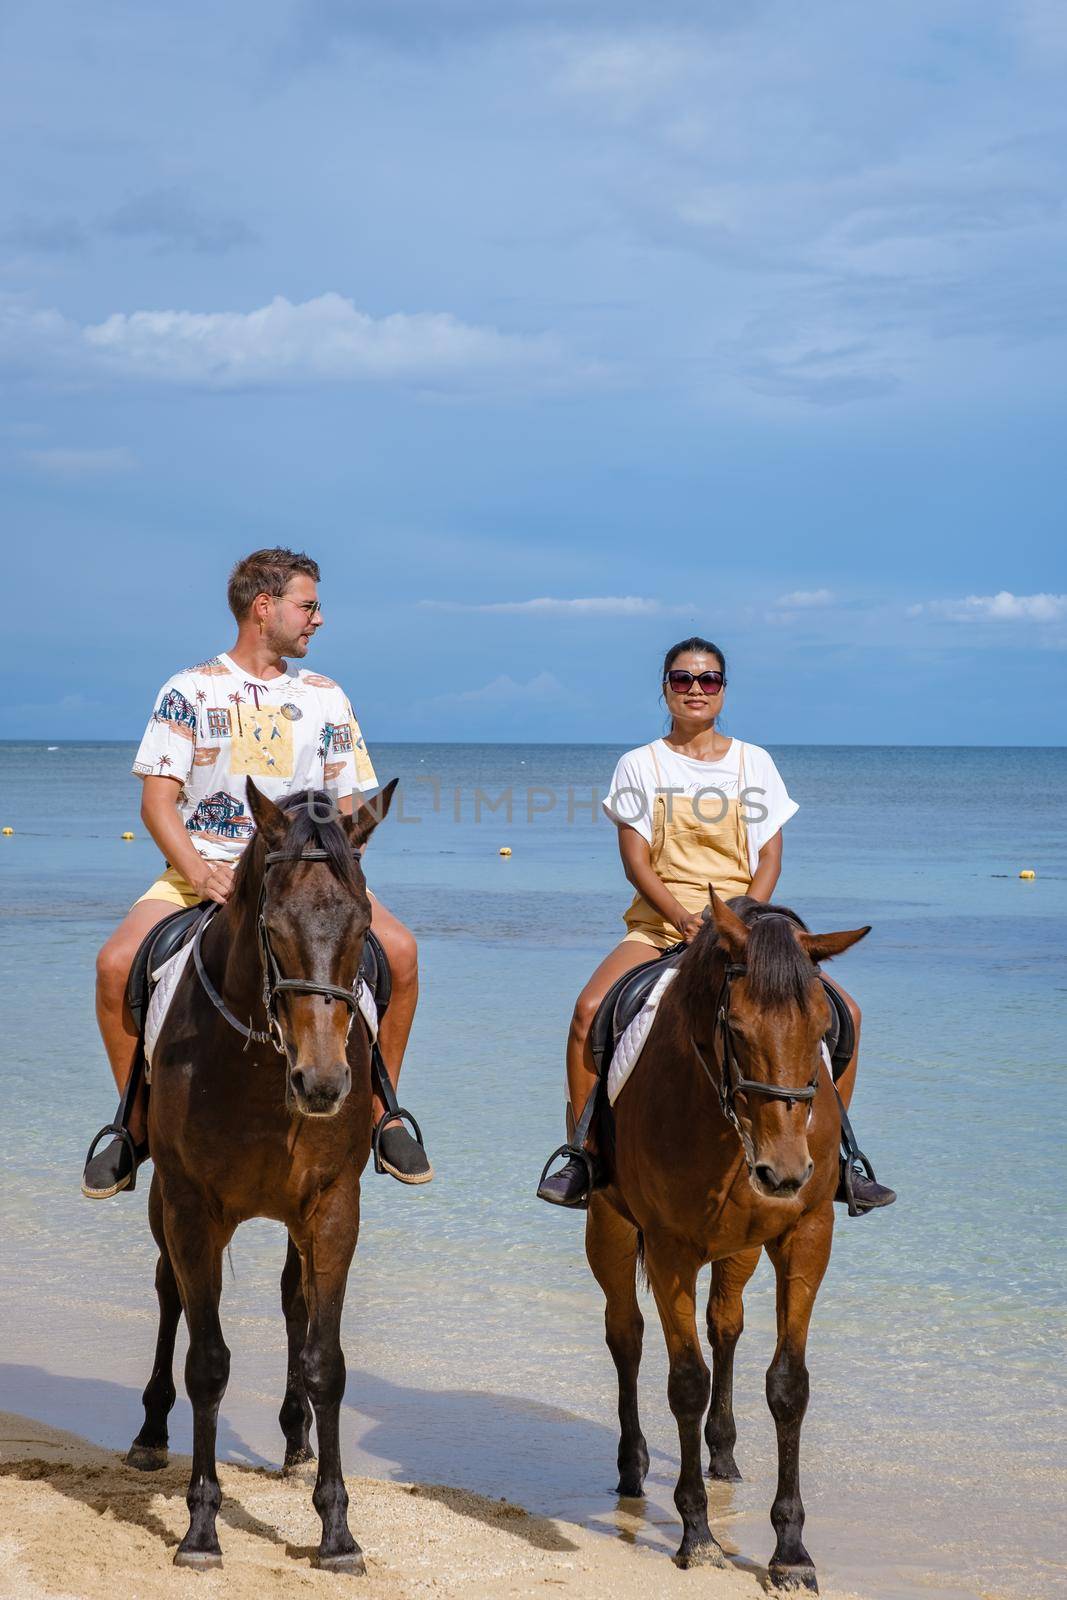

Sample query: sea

[1,741,1064,1600]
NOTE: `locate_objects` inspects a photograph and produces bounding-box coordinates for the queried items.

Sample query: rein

[193,845,368,1055]
[691,959,818,1162]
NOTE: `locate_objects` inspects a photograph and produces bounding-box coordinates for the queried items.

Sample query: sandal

[81,1125,148,1199]
[374,1115,433,1185]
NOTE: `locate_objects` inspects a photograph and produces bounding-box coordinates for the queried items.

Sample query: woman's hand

[677,912,705,943]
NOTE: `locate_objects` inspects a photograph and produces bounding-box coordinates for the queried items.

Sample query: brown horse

[125,778,397,1571]
[586,891,870,1592]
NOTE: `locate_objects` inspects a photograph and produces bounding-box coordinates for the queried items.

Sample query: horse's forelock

[273,788,359,889]
[744,914,816,1010]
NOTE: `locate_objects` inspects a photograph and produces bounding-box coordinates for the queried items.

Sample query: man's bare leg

[367,895,430,1183]
[83,897,185,1197]
[96,899,184,1142]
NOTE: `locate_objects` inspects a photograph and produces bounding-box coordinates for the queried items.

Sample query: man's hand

[190,862,236,905]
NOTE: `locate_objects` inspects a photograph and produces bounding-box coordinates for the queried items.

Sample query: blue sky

[1,0,1064,745]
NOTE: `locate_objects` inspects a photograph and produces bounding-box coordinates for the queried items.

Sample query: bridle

[193,845,369,1055]
[690,958,819,1165]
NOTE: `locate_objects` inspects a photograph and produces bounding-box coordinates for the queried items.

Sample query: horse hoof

[313,1550,366,1575]
[616,1478,646,1499]
[173,1547,223,1570]
[125,1444,168,1472]
[769,1563,819,1593]
[673,1541,726,1570]
[707,1458,742,1482]
[282,1446,316,1475]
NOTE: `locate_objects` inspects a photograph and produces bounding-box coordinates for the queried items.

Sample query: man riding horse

[82,545,431,1198]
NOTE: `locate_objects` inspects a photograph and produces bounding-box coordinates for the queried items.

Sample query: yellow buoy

[499,846,512,857]
[1019,869,1036,880]
[121,831,135,841]
[1,826,12,836]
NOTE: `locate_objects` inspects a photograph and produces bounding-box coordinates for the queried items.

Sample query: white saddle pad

[145,940,197,1072]
[606,966,679,1105]
[144,943,380,1074]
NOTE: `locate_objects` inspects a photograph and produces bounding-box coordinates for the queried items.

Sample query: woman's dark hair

[661,637,726,680]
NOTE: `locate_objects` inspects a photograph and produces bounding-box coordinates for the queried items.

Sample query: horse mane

[232,787,359,897]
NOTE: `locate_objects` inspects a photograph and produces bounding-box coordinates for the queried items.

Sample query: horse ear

[246,779,288,850]
[708,886,748,960]
[799,926,871,964]
[344,778,399,849]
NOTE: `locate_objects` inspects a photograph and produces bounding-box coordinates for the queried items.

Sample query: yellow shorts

[622,926,682,952]
[134,866,203,910]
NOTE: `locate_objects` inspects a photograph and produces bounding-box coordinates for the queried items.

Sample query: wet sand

[0,1411,871,1600]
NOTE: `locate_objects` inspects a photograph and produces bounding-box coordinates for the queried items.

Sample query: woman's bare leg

[566,941,662,1140]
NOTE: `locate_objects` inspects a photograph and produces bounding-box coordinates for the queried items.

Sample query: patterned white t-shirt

[133,651,378,864]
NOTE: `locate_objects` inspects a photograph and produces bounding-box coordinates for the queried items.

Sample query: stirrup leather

[834,1086,880,1217]
[369,1038,428,1175]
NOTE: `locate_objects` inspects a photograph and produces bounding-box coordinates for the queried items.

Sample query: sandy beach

[0,1411,873,1600]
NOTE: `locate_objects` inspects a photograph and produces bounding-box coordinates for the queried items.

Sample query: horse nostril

[291,1070,306,1101]
[755,1163,779,1191]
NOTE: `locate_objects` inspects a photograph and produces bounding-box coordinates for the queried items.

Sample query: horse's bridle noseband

[194,845,368,1054]
[692,960,819,1157]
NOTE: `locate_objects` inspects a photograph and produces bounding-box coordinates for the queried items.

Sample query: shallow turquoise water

[1,741,1065,1599]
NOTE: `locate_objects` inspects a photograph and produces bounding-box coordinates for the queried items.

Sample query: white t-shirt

[602,738,798,876]
[132,651,378,864]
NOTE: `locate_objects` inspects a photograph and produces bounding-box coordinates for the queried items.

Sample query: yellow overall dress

[622,740,752,950]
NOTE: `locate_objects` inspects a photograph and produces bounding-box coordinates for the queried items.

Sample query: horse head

[245,778,397,1117]
[705,891,869,1200]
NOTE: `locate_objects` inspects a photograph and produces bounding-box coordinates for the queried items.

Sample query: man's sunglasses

[665,669,726,695]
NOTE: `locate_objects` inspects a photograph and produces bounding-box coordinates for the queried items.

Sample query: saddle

[126,905,392,1037]
[89,899,399,1192]
[589,944,855,1084]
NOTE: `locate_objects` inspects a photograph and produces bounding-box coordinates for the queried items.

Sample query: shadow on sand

[0,1363,581,1558]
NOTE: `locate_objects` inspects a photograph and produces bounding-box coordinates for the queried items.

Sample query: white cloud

[20,445,136,476]
[0,291,571,393]
[774,588,835,608]
[436,671,567,706]
[420,595,687,615]
[909,591,1067,623]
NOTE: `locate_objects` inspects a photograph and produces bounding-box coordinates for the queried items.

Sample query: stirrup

[536,1143,596,1203]
[839,1148,878,1217]
[82,1123,144,1192]
[371,1107,426,1175]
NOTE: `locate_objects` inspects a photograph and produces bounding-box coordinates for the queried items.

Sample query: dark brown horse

[125,778,396,1571]
[586,891,869,1592]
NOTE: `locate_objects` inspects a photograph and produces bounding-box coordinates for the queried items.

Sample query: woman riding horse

[537,635,894,1213]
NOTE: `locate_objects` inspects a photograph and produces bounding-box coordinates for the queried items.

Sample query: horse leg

[644,1235,725,1570]
[764,1209,834,1593]
[165,1199,231,1569]
[126,1174,182,1470]
[280,1233,315,1472]
[296,1183,363,1573]
[704,1246,762,1481]
[585,1195,649,1497]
